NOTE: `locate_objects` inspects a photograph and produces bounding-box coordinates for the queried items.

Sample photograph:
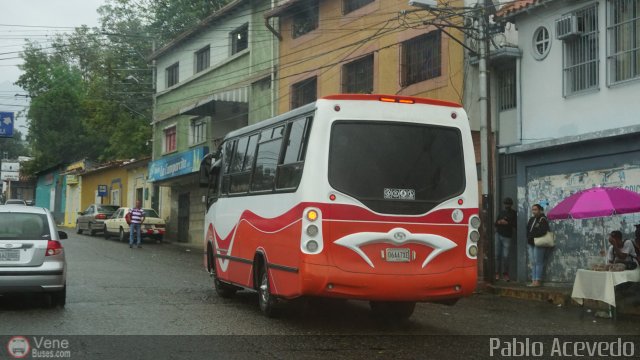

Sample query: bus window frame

[217,115,313,198]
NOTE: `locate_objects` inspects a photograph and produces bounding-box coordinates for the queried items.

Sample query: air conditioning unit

[555,15,581,40]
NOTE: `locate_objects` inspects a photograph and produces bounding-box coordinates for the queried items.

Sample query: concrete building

[148,0,276,244]
[265,0,468,113]
[494,0,640,284]
[34,164,67,224]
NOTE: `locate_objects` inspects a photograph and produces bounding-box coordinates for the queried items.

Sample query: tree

[0,130,28,160]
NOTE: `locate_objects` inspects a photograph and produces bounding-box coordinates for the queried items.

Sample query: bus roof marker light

[334,105,341,112]
[398,99,415,104]
[458,199,464,206]
[379,97,396,103]
[329,194,336,201]
[451,112,458,119]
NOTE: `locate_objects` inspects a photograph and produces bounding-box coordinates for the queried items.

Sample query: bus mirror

[199,155,213,188]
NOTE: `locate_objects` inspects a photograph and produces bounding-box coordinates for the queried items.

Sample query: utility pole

[477,0,492,284]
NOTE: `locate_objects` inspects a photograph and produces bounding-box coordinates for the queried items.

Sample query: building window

[231,24,249,55]
[497,66,517,111]
[532,26,551,60]
[291,77,317,109]
[166,63,179,87]
[164,126,177,153]
[195,46,210,73]
[607,0,640,84]
[190,118,206,145]
[342,54,374,94]
[343,0,374,14]
[563,5,599,96]
[292,0,319,38]
[401,30,442,87]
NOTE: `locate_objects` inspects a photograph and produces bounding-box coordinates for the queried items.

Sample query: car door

[0,212,51,268]
[107,209,122,234]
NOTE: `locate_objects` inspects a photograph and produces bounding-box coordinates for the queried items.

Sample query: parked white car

[103,207,166,243]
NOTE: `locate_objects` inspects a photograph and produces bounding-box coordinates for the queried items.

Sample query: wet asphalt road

[1,231,638,358]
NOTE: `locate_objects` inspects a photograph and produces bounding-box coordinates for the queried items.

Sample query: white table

[571,268,640,307]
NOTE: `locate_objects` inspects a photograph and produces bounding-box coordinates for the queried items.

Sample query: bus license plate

[385,248,410,262]
[0,249,20,262]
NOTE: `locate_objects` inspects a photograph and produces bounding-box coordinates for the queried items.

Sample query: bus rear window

[328,122,465,215]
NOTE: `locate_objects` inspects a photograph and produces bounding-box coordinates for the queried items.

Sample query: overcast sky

[0,0,105,129]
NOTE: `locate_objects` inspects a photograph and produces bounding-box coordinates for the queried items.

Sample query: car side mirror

[58,231,68,240]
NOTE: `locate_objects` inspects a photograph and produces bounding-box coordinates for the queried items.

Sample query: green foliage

[17,0,232,174]
[0,130,28,160]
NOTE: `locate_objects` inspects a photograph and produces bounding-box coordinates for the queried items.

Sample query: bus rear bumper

[299,263,477,302]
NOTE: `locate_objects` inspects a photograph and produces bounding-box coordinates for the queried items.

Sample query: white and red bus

[201,94,479,319]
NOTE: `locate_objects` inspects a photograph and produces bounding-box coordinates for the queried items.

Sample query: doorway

[177,193,190,243]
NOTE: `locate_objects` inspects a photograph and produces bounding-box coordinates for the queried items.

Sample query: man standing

[128,200,145,249]
[494,197,517,281]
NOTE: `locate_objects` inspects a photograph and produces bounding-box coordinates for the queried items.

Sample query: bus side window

[252,132,284,192]
[221,140,236,195]
[276,117,311,189]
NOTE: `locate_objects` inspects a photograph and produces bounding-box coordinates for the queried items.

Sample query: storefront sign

[66,175,79,185]
[148,146,208,182]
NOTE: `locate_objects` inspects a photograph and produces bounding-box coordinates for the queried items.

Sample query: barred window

[607,0,640,84]
[292,0,319,39]
[342,54,374,94]
[401,31,442,87]
[166,63,179,87]
[231,24,249,55]
[563,5,599,95]
[291,77,317,109]
[497,66,517,111]
[195,46,210,73]
[343,0,374,14]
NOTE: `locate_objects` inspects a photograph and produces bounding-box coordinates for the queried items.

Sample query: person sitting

[607,230,638,270]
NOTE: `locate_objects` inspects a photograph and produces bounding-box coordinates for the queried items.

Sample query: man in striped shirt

[128,200,146,248]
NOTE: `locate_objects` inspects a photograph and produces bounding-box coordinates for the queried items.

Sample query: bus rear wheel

[257,265,278,317]
[369,301,416,321]
[207,245,236,299]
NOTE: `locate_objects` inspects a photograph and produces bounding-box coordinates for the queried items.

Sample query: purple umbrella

[547,187,640,220]
[547,187,640,260]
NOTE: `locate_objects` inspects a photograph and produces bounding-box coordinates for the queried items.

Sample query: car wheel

[369,301,416,321]
[207,245,236,299]
[119,227,126,242]
[103,226,109,239]
[76,222,82,234]
[258,264,278,317]
[50,286,66,308]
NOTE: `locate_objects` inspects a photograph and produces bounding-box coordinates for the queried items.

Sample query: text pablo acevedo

[489,337,637,357]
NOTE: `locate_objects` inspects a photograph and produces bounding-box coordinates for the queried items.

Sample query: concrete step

[487,282,640,316]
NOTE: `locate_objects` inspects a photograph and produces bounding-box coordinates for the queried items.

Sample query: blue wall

[35,167,66,224]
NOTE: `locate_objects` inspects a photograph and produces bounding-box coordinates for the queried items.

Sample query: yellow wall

[80,166,129,211]
[127,164,152,209]
[276,0,465,114]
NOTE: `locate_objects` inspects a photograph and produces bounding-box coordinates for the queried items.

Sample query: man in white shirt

[607,230,638,268]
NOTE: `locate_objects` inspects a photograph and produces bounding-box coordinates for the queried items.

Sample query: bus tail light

[466,215,481,259]
[301,208,323,254]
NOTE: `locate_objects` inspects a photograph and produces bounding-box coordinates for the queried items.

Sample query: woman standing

[526,204,549,287]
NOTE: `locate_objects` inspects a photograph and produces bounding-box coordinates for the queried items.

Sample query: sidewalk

[487,280,640,316]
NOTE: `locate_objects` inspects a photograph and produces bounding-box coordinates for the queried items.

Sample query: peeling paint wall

[524,166,640,283]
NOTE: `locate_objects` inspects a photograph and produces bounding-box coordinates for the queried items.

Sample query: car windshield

[5,200,25,204]
[143,209,159,218]
[0,213,51,240]
[98,205,119,213]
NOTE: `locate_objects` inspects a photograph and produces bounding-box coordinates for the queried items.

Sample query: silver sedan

[0,205,67,307]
